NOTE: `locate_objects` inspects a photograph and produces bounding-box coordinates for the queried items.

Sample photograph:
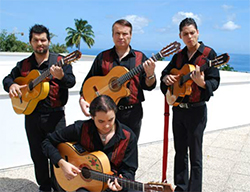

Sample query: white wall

[1,53,250,169]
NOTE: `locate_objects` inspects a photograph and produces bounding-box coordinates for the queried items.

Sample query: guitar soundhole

[81,167,91,179]
[109,77,121,92]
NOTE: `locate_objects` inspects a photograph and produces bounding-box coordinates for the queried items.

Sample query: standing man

[2,24,76,192]
[79,19,156,140]
[160,18,220,192]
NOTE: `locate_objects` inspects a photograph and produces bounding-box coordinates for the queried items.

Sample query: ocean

[76,48,250,73]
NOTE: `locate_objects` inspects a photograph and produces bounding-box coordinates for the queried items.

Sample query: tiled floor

[0,125,250,192]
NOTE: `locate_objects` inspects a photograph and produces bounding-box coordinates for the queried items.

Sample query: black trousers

[116,103,143,140]
[25,110,66,191]
[172,104,207,192]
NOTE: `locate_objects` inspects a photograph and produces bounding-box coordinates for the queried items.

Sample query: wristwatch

[147,74,155,80]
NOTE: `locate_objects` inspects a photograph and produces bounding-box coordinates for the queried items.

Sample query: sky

[0,0,250,55]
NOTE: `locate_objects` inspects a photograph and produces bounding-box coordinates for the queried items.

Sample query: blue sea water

[77,48,250,73]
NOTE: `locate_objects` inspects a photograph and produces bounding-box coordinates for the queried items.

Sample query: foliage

[65,19,95,50]
[0,30,68,53]
[50,43,68,53]
[219,63,236,72]
[0,30,31,52]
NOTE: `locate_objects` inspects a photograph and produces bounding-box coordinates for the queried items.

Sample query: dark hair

[89,95,117,117]
[112,19,132,35]
[29,24,50,42]
[179,18,198,32]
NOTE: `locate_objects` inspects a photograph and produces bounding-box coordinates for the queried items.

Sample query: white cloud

[124,15,150,34]
[221,21,241,31]
[222,4,233,11]
[172,12,202,26]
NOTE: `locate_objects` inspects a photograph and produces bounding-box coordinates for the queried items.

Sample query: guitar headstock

[145,182,174,192]
[210,53,230,68]
[152,41,181,61]
[63,50,82,65]
[160,41,181,57]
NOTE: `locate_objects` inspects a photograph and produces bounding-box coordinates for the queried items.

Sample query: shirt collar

[90,119,126,141]
[111,45,135,59]
[181,41,204,55]
[30,52,50,67]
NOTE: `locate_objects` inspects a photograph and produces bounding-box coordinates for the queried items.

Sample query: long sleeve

[2,61,22,93]
[58,64,76,89]
[42,121,83,166]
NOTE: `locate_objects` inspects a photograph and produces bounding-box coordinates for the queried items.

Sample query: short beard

[34,47,49,55]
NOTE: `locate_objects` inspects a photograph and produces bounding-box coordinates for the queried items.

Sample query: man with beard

[2,24,76,192]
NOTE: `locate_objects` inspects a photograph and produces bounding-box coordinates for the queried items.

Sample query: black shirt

[2,52,76,110]
[42,119,138,180]
[80,46,156,105]
[160,42,220,102]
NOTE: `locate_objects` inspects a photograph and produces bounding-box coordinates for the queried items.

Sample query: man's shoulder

[131,48,145,55]
[200,42,216,55]
[49,52,61,58]
[15,54,34,67]
[118,121,137,140]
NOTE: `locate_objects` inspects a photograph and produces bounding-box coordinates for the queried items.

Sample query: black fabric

[25,111,66,191]
[2,52,76,109]
[160,42,220,192]
[79,46,155,140]
[116,103,143,140]
[80,46,156,104]
[172,105,207,191]
[160,42,220,102]
[42,119,138,181]
[2,52,76,191]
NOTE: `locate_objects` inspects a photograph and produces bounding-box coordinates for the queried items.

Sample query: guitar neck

[86,169,144,191]
[30,59,64,89]
[117,52,162,85]
[181,62,209,85]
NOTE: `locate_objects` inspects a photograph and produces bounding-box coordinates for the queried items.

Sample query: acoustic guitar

[166,53,230,106]
[54,142,174,192]
[11,50,81,115]
[82,41,181,104]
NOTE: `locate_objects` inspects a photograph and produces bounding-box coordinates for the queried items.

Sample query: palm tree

[65,19,95,50]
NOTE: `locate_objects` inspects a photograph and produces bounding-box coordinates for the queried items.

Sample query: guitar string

[85,169,143,190]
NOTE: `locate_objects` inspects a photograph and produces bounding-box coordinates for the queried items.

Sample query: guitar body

[82,66,130,104]
[54,142,111,192]
[11,70,49,115]
[166,64,195,106]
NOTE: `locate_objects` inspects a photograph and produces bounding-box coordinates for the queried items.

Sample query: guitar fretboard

[82,168,144,191]
[29,59,64,90]
[116,52,163,86]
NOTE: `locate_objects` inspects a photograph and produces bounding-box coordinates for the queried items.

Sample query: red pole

[162,97,170,182]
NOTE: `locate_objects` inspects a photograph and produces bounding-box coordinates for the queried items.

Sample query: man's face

[179,24,199,49]
[112,24,132,49]
[30,32,50,54]
[92,110,116,135]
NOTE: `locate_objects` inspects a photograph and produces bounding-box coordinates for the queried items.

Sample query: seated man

[42,95,138,191]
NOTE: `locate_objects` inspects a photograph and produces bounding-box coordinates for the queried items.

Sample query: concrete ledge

[1,56,250,169]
